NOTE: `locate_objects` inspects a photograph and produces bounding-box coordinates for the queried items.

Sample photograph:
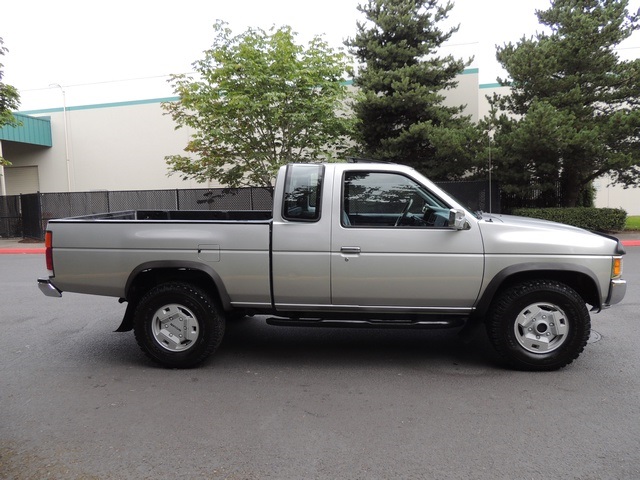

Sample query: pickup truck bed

[43,210,273,304]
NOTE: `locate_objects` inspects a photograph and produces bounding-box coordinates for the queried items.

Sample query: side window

[342,171,450,228]
[282,165,324,222]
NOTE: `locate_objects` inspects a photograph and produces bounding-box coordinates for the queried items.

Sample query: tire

[486,279,590,371]
[133,282,225,368]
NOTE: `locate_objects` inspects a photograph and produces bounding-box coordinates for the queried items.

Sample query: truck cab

[272,162,484,314]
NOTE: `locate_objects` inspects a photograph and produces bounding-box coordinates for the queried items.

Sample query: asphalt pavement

[1,252,639,479]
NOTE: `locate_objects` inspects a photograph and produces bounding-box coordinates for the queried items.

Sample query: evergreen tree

[346,0,478,180]
[488,0,640,207]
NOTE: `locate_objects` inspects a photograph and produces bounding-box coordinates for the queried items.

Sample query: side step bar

[266,316,466,329]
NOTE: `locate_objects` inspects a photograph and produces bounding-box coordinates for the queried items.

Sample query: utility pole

[49,84,71,191]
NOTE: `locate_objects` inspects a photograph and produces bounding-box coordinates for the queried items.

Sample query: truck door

[331,168,484,310]
[271,164,333,310]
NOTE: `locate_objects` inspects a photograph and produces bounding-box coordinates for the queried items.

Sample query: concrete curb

[0,248,45,255]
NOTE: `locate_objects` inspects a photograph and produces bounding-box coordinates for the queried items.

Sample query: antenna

[488,137,492,214]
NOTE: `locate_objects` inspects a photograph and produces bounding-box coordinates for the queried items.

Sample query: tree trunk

[560,166,581,208]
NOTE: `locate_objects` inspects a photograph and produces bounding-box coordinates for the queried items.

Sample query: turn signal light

[612,257,622,278]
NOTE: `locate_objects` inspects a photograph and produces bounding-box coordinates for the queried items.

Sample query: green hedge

[511,207,627,233]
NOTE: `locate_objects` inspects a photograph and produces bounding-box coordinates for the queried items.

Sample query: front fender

[475,262,602,316]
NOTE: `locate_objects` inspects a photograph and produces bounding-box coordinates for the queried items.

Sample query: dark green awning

[0,113,52,147]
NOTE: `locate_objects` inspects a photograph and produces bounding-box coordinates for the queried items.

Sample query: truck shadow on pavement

[214,316,503,371]
[74,315,504,371]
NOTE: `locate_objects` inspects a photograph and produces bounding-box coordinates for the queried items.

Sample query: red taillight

[45,231,54,272]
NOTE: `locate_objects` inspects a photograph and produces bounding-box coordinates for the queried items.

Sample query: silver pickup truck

[38,162,627,371]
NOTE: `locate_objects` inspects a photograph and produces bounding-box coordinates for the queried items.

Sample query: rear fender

[115,261,232,333]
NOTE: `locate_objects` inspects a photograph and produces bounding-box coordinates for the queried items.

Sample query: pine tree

[346,0,478,180]
[489,0,640,207]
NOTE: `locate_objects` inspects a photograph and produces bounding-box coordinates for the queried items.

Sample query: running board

[265,316,465,329]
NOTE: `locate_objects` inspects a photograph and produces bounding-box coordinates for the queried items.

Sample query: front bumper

[605,278,626,307]
[38,278,62,298]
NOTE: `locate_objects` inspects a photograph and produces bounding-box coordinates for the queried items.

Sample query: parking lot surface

[1,251,639,479]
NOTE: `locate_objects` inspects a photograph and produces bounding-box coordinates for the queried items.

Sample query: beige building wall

[478,83,510,119]
[443,68,479,121]
[4,100,217,194]
[4,69,638,214]
[594,176,640,215]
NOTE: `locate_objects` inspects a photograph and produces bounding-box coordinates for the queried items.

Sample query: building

[0,98,210,195]
[1,69,638,214]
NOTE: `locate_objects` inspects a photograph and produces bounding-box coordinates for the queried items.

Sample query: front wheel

[486,280,590,371]
[133,282,225,368]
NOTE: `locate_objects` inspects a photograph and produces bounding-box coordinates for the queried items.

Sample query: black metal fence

[500,183,563,212]
[436,179,500,215]
[20,193,43,239]
[1,187,273,240]
[0,195,21,238]
[1,180,497,241]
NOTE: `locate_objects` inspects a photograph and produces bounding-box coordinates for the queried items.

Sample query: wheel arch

[116,261,232,333]
[125,261,232,309]
[475,263,602,317]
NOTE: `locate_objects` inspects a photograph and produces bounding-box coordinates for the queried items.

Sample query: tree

[0,37,21,166]
[488,0,640,208]
[345,0,479,180]
[163,21,353,188]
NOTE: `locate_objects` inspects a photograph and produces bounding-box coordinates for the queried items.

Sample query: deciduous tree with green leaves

[0,37,21,166]
[487,0,640,207]
[345,0,479,180]
[163,21,353,188]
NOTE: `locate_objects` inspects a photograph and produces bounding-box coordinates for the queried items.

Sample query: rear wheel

[486,280,590,371]
[133,282,225,368]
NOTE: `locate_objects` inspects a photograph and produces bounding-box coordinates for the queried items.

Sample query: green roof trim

[480,82,509,89]
[0,113,52,147]
[18,97,181,116]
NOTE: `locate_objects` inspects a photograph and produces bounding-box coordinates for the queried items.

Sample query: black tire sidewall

[487,280,590,371]
[133,282,225,368]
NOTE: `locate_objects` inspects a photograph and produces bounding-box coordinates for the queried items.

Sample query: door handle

[340,246,361,254]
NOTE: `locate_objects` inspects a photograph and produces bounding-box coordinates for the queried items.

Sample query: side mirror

[449,209,469,230]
